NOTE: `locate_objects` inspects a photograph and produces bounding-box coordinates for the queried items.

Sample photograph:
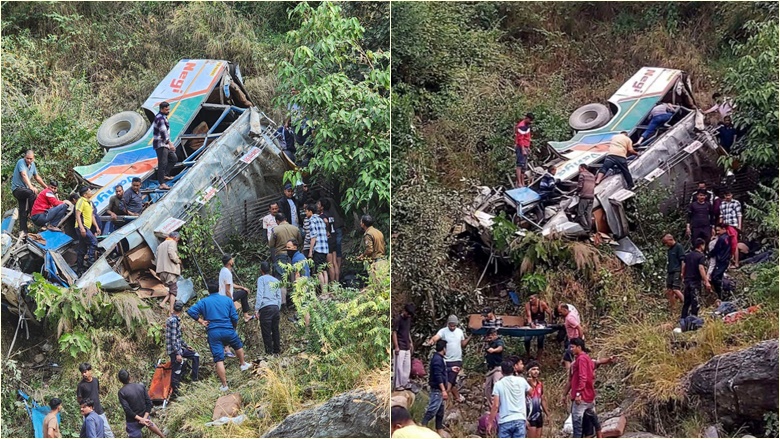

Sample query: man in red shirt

[30,180,69,232]
[568,338,596,438]
[515,112,535,187]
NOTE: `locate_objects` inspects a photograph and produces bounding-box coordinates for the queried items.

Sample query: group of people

[663,182,745,323]
[392,295,611,438]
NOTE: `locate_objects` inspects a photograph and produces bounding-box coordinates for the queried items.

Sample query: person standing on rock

[116,370,164,438]
[153,101,177,190]
[421,339,449,436]
[662,234,685,308]
[166,301,200,399]
[514,113,534,187]
[187,280,252,392]
[393,303,415,391]
[426,315,472,404]
[392,405,442,438]
[156,231,182,314]
[44,398,62,438]
[255,261,282,355]
[483,328,505,409]
[11,149,48,237]
[76,363,114,438]
[575,164,596,232]
[568,338,597,439]
[680,238,710,320]
[524,361,550,438]
[488,359,532,438]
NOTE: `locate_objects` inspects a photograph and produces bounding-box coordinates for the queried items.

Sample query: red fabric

[515,120,531,150]
[411,358,426,378]
[569,352,596,403]
[30,188,62,216]
[726,226,738,254]
[148,361,173,402]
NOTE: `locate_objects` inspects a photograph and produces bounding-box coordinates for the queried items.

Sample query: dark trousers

[524,334,545,354]
[155,147,177,183]
[233,287,251,314]
[600,155,634,188]
[711,263,729,300]
[691,226,712,244]
[577,198,594,231]
[681,282,701,320]
[258,305,281,354]
[170,350,200,395]
[12,187,36,234]
[76,228,98,272]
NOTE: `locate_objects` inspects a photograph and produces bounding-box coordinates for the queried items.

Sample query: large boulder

[683,339,778,427]
[263,390,389,438]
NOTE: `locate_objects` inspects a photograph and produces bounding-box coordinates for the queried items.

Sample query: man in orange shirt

[515,113,535,187]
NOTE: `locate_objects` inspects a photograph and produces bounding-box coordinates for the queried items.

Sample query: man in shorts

[427,315,472,403]
[187,280,252,392]
[515,113,534,187]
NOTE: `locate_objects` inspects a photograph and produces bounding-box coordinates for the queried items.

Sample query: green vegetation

[392,3,778,436]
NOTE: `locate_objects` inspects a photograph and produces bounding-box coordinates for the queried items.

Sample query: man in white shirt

[488,359,531,438]
[427,315,472,403]
[262,202,279,242]
[219,254,253,356]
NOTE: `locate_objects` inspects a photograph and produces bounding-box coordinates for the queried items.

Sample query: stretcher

[467,314,562,337]
[148,360,174,408]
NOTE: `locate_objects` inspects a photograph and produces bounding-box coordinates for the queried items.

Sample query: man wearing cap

[30,180,69,232]
[166,300,199,399]
[278,184,300,228]
[11,149,48,237]
[43,398,62,438]
[393,303,415,391]
[187,280,252,392]
[153,101,177,190]
[568,338,596,438]
[75,186,101,275]
[427,315,472,404]
[483,328,505,409]
[156,231,182,314]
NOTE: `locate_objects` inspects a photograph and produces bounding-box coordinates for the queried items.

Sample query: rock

[621,432,666,438]
[683,340,778,426]
[34,354,44,364]
[41,343,52,352]
[600,407,622,420]
[702,425,719,438]
[601,416,626,438]
[263,389,388,438]
[390,390,415,409]
[444,408,461,426]
[439,431,451,438]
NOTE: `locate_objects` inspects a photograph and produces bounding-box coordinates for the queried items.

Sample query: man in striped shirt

[165,301,199,398]
[153,101,177,190]
[719,190,742,267]
[304,202,329,287]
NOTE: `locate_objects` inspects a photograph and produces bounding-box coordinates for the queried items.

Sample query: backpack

[410,358,426,378]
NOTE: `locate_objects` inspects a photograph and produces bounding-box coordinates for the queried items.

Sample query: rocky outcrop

[683,339,778,427]
[263,390,389,438]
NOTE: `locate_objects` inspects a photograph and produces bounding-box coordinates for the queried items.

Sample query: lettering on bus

[95,176,135,205]
[631,69,656,94]
[170,62,197,94]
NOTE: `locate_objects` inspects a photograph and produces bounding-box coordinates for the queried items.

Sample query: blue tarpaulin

[18,390,60,438]
[43,252,68,287]
[505,187,541,207]
[30,231,73,252]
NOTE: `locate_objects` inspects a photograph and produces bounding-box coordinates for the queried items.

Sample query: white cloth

[566,304,581,321]
[262,214,278,242]
[287,199,299,227]
[219,267,233,297]
[394,350,411,390]
[492,375,531,424]
[436,327,465,362]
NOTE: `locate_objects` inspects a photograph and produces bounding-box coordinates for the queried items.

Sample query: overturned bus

[2,59,294,312]
[457,67,728,265]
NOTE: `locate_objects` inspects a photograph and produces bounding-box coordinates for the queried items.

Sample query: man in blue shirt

[153,101,177,190]
[286,238,311,279]
[538,165,557,203]
[421,339,448,436]
[79,399,105,438]
[11,150,48,237]
[187,280,252,392]
[255,262,282,355]
[122,178,145,216]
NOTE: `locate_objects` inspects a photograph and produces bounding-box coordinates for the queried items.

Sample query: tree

[724,16,779,172]
[276,2,390,221]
